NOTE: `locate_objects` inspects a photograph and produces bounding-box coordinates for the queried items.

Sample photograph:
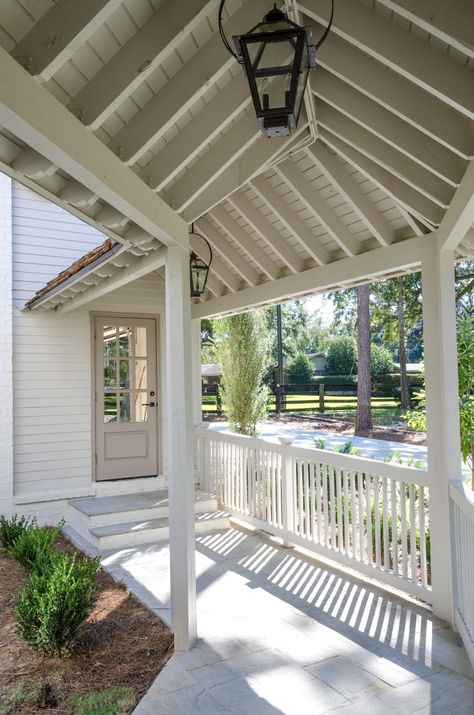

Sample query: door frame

[90,311,162,482]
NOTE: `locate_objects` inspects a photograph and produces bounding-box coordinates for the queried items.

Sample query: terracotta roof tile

[25,238,114,308]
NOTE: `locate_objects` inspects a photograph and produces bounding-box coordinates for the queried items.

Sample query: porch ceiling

[1,0,473,315]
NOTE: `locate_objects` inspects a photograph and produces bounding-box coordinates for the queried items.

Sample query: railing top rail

[195,427,429,487]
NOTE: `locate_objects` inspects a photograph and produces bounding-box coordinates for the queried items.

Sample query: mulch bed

[0,536,173,714]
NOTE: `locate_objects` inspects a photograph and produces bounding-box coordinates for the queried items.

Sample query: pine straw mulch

[0,535,173,715]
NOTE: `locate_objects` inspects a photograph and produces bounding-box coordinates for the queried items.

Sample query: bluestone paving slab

[97,525,474,715]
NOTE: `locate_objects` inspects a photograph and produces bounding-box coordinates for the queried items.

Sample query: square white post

[0,174,13,513]
[191,318,202,428]
[421,242,463,625]
[165,244,197,651]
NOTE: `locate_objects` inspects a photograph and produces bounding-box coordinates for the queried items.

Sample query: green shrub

[371,344,394,379]
[313,437,326,449]
[15,551,100,656]
[11,520,64,570]
[326,336,357,375]
[70,686,136,715]
[287,353,314,384]
[0,514,35,551]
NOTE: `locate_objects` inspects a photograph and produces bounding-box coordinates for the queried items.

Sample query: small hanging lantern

[189,226,213,297]
[218,2,333,138]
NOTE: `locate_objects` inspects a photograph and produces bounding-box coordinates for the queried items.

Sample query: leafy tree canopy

[287,353,314,384]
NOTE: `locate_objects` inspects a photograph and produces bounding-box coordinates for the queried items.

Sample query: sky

[304,293,335,325]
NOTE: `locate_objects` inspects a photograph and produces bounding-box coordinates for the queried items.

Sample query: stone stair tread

[70,489,215,517]
[90,510,229,538]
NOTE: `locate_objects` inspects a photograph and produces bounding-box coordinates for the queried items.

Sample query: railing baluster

[409,483,417,583]
[358,471,366,563]
[350,469,358,559]
[400,483,408,580]
[343,469,350,555]
[323,463,329,548]
[382,478,389,571]
[366,474,373,565]
[419,485,427,588]
[374,477,381,568]
[391,479,399,577]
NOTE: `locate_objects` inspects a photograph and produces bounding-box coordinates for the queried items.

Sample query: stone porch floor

[99,526,474,714]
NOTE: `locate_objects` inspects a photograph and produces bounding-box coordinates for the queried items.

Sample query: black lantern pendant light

[218,1,334,138]
[189,225,213,297]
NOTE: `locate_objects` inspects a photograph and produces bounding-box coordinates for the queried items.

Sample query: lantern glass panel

[191,263,208,295]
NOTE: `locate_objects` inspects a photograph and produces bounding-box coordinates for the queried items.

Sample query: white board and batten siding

[10,180,166,518]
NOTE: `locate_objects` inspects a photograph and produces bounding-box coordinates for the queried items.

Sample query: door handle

[142,401,156,407]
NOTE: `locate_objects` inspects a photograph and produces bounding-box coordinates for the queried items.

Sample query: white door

[95,316,158,480]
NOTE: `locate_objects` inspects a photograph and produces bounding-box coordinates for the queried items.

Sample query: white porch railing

[450,481,474,665]
[196,428,431,600]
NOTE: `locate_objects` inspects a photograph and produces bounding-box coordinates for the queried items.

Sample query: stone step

[88,510,230,550]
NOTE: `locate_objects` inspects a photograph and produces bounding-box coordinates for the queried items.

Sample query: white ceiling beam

[197,218,260,287]
[312,27,473,159]
[0,47,187,249]
[300,0,474,119]
[111,0,270,164]
[182,122,311,222]
[229,191,305,274]
[312,70,467,187]
[320,130,445,227]
[192,234,436,319]
[277,159,360,257]
[437,160,474,251]
[56,247,167,313]
[377,1,474,58]
[190,233,240,293]
[250,176,331,265]
[211,205,280,281]
[141,76,251,192]
[11,0,123,81]
[318,105,455,209]
[164,112,261,213]
[68,0,217,129]
[305,142,393,247]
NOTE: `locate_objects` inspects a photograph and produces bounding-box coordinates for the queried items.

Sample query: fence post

[319,384,325,413]
[281,453,295,546]
[275,384,281,414]
[216,384,223,416]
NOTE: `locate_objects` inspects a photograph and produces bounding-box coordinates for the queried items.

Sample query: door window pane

[134,392,148,423]
[104,392,117,423]
[133,360,148,391]
[104,358,116,388]
[119,327,132,357]
[103,326,116,356]
[134,327,147,358]
[119,393,131,422]
[119,359,130,388]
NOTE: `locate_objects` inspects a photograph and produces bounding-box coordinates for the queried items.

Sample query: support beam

[141,76,250,192]
[111,0,270,164]
[277,159,360,256]
[305,143,393,247]
[377,0,474,58]
[211,205,280,281]
[229,191,304,274]
[421,243,463,625]
[318,105,455,209]
[190,233,240,293]
[0,47,187,248]
[192,233,435,319]
[312,26,474,159]
[312,71,467,187]
[321,131,445,227]
[182,123,311,223]
[165,245,197,651]
[165,112,260,213]
[68,0,217,129]
[250,176,331,264]
[437,160,474,251]
[11,0,123,80]
[197,218,260,287]
[300,0,474,119]
[55,248,166,313]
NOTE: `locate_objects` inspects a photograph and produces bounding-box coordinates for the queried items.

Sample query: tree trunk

[398,276,410,411]
[355,284,373,434]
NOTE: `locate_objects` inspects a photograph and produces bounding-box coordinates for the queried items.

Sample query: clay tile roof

[25,238,114,308]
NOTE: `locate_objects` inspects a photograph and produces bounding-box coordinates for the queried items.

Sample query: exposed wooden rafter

[196,218,260,287]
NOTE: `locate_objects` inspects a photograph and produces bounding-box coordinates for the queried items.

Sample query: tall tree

[397,276,410,410]
[355,284,372,434]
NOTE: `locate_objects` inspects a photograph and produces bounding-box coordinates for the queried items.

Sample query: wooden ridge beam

[197,218,260,287]
[211,205,280,281]
[320,130,445,227]
[0,46,187,249]
[250,176,331,265]
[11,0,123,80]
[277,159,360,257]
[300,0,474,119]
[229,191,305,274]
[68,0,217,129]
[110,0,270,164]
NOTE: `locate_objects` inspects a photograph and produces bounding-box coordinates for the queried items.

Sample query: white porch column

[165,244,197,651]
[191,319,202,428]
[0,174,13,513]
[421,241,463,625]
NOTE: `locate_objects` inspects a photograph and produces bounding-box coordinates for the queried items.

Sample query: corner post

[421,241,463,625]
[0,174,13,513]
[165,244,197,651]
